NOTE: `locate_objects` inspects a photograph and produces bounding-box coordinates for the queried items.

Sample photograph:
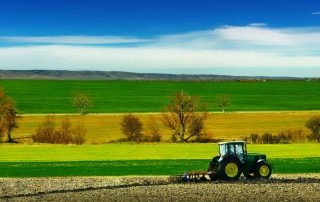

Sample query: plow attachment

[177,171,217,182]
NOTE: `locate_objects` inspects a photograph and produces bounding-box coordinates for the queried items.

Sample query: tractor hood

[247,153,267,160]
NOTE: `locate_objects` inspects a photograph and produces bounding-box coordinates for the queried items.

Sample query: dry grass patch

[11,111,320,143]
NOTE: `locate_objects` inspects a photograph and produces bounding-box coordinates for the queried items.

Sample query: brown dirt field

[1,174,320,202]
[12,111,318,143]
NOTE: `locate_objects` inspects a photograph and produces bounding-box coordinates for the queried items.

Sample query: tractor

[207,141,272,180]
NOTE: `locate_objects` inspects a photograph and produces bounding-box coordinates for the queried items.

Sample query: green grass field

[0,80,319,113]
[1,143,319,177]
[1,80,320,177]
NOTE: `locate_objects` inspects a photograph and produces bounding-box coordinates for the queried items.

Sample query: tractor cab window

[228,144,235,154]
[219,144,227,156]
[235,144,244,155]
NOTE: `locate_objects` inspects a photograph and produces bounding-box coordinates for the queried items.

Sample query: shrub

[249,133,260,144]
[305,116,320,143]
[244,129,307,144]
[290,129,305,143]
[277,129,306,143]
[261,133,274,144]
[72,125,86,145]
[145,117,161,142]
[54,119,73,144]
[32,116,86,144]
[241,136,249,143]
[193,132,218,143]
[120,113,143,142]
[32,116,56,143]
[118,115,163,143]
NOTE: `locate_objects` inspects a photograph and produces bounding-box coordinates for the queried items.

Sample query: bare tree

[120,113,143,142]
[217,95,231,113]
[0,90,20,143]
[163,91,208,143]
[305,116,320,143]
[72,92,93,115]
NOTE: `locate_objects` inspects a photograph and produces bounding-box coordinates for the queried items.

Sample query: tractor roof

[218,141,245,145]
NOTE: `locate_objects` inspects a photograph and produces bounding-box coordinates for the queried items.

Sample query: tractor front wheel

[255,161,272,179]
[219,158,242,180]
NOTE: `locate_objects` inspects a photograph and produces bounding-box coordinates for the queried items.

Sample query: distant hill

[0,70,313,81]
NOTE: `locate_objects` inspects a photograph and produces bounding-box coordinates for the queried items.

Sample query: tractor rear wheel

[219,158,242,180]
[255,161,272,179]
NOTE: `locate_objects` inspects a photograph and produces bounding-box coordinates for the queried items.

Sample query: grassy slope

[0,80,319,113]
[15,111,319,143]
[0,144,319,177]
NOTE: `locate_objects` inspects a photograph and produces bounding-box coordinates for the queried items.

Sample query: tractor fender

[256,159,266,164]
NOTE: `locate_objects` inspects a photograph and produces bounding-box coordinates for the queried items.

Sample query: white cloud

[215,26,292,45]
[0,24,320,76]
[0,45,319,75]
[161,25,320,48]
[0,36,146,44]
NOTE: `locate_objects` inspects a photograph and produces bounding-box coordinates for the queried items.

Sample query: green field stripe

[0,80,320,113]
[1,158,319,177]
[1,144,319,162]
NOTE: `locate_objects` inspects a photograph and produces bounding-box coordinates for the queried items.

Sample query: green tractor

[207,141,272,180]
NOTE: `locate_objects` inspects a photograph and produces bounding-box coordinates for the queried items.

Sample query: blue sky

[0,0,320,76]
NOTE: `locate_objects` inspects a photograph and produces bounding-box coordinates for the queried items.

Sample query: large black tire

[255,161,272,179]
[219,158,242,180]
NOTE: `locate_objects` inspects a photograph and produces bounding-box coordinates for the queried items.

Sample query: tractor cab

[218,141,247,163]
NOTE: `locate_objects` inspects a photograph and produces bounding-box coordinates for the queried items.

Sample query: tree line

[1,88,320,144]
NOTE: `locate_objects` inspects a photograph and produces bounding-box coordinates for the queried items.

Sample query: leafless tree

[217,95,231,113]
[72,92,93,115]
[163,91,208,143]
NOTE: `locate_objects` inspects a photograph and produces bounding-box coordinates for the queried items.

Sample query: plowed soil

[1,174,320,202]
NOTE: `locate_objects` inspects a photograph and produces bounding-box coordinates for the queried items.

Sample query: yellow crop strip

[13,111,318,143]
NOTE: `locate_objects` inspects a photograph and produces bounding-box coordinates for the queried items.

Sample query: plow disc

[177,171,217,182]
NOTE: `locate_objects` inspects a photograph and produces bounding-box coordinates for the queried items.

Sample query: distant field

[0,80,319,113]
[0,144,319,177]
[15,111,318,143]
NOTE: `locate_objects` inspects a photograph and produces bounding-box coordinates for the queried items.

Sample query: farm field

[1,80,320,178]
[0,143,319,177]
[15,111,319,143]
[1,175,320,201]
[0,80,320,114]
